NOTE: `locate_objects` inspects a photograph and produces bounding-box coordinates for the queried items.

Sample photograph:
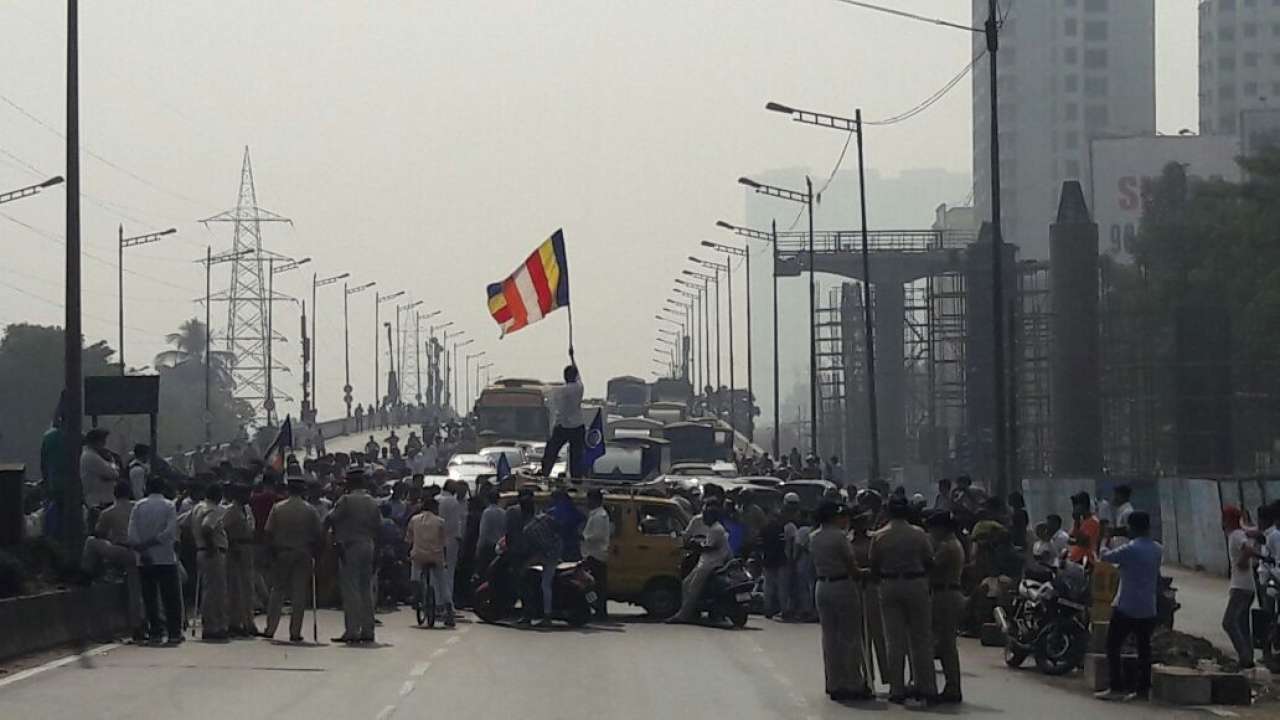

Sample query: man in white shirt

[1047,514,1071,562]
[127,444,151,501]
[80,429,120,510]
[581,489,611,620]
[540,359,585,478]
[128,477,183,645]
[1222,505,1257,669]
[437,481,465,617]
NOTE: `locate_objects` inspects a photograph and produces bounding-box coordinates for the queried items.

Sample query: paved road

[0,605,1252,720]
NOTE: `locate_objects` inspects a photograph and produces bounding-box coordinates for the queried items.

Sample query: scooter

[679,545,755,628]
[472,543,597,627]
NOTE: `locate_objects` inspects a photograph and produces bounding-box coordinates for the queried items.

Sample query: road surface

[0,604,1258,719]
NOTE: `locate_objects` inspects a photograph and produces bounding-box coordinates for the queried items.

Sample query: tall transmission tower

[200,147,294,423]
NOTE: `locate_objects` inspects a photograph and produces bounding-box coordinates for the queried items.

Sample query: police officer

[849,502,887,687]
[223,480,257,637]
[869,495,936,705]
[927,510,965,704]
[262,476,322,642]
[810,501,872,702]
[193,482,230,641]
[327,467,382,643]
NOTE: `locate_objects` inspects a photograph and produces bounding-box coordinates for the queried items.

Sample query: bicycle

[414,564,437,628]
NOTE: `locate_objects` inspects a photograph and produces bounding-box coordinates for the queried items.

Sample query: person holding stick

[540,352,585,479]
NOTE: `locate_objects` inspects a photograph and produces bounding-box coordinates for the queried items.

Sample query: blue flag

[496,452,512,481]
[581,408,606,476]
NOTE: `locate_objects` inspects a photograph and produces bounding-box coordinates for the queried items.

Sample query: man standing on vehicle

[540,357,585,478]
[581,489,611,621]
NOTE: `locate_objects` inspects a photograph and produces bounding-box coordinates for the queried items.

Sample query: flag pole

[566,302,575,357]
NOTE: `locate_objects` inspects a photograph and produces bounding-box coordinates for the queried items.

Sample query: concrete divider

[0,582,131,662]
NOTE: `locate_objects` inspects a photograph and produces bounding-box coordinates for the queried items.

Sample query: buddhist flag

[486,229,570,337]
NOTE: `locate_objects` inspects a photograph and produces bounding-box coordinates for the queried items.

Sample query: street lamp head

[296,257,312,266]
[336,272,351,280]
[160,228,178,236]
[700,240,716,249]
[737,177,761,189]
[40,176,65,188]
[715,220,736,230]
[765,101,796,115]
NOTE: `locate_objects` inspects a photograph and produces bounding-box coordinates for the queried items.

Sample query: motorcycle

[472,544,597,627]
[679,545,755,628]
[995,561,1090,676]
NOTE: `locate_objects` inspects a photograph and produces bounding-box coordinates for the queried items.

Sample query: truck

[606,375,649,418]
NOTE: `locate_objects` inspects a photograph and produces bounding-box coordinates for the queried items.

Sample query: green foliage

[0,324,115,470]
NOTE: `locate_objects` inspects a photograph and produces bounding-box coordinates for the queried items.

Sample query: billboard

[1089,135,1240,263]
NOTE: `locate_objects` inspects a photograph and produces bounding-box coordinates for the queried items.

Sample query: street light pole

[738,176,818,456]
[311,271,349,420]
[343,281,375,418]
[118,225,176,374]
[765,101,880,481]
[693,255,734,432]
[374,290,405,410]
[0,176,63,206]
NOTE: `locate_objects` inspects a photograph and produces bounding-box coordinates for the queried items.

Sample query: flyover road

[0,605,1257,720]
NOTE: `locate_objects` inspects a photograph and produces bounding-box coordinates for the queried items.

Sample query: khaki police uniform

[810,525,868,696]
[328,489,382,640]
[264,494,322,640]
[224,499,256,635]
[931,534,965,698]
[192,499,230,636]
[869,519,936,699]
[851,530,887,685]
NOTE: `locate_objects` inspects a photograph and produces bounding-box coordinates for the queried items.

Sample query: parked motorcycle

[679,545,755,628]
[472,545,597,627]
[995,561,1090,675]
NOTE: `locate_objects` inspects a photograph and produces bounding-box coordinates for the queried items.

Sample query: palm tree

[154,318,235,386]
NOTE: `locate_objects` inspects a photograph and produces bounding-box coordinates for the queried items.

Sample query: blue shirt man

[1096,511,1162,701]
[1101,530,1162,619]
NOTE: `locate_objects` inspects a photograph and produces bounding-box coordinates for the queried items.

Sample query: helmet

[783,492,801,505]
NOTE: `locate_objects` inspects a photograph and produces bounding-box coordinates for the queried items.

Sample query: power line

[0,92,213,211]
[865,51,985,126]
[828,0,982,34]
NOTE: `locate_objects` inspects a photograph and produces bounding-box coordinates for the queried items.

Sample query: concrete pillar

[875,279,906,471]
[1049,181,1102,477]
[963,224,1017,482]
[0,464,25,547]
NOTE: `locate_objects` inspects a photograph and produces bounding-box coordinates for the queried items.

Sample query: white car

[478,446,526,473]
[446,453,496,491]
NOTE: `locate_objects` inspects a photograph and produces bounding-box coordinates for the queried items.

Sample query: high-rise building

[972,0,1156,259]
[1199,0,1280,136]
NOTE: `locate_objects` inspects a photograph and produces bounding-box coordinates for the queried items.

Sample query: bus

[664,420,733,463]
[474,378,550,442]
[606,375,649,418]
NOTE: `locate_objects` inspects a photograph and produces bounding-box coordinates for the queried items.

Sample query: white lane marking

[375,704,396,720]
[445,636,460,646]
[399,680,415,697]
[429,647,446,659]
[410,661,431,677]
[0,643,120,690]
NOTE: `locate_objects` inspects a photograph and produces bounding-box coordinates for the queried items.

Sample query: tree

[153,318,234,386]
[0,324,115,470]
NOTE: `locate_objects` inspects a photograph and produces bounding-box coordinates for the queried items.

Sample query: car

[498,489,691,618]
[730,475,783,488]
[779,479,840,511]
[725,483,784,515]
[478,445,526,472]
[447,453,497,491]
[667,462,716,477]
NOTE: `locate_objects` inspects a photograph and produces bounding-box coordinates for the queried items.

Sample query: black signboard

[85,375,160,417]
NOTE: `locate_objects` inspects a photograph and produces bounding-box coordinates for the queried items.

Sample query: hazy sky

[0,1,1199,417]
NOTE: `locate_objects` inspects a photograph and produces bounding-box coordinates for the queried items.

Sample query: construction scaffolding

[1014,261,1053,478]
[816,285,847,463]
[926,271,967,474]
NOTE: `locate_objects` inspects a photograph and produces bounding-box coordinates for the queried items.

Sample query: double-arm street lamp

[702,239,753,440]
[343,281,376,417]
[766,100,880,482]
[374,290,405,407]
[718,220,779,456]
[452,338,475,416]
[118,225,177,373]
[672,288,702,387]
[311,271,349,419]
[739,175,817,457]
[0,176,63,206]
[682,269,720,393]
[266,256,310,425]
[465,350,486,414]
[676,277,712,392]
[691,255,736,431]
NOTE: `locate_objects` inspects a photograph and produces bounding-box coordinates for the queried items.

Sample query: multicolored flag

[486,229,570,337]
[263,416,293,473]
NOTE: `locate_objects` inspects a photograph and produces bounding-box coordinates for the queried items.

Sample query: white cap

[783,492,801,505]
